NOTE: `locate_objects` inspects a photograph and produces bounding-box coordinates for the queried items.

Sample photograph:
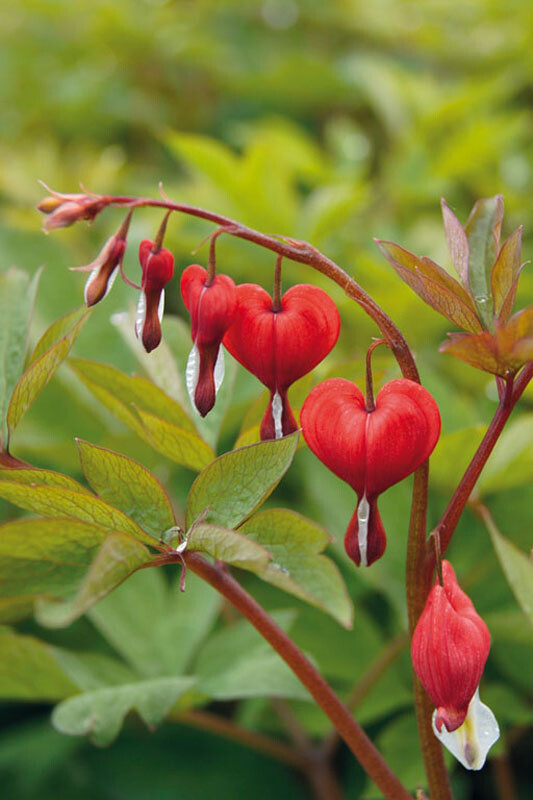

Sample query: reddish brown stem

[184,551,413,800]
[272,254,283,312]
[365,338,388,411]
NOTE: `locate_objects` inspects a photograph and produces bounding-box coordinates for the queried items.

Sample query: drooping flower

[300,377,440,566]
[135,239,174,353]
[70,212,131,307]
[411,560,499,770]
[223,283,340,440]
[181,264,237,416]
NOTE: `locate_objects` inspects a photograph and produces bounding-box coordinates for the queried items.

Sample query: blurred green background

[1,1,533,798]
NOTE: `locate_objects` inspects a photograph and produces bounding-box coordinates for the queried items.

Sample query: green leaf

[374,713,429,791]
[69,357,195,432]
[36,532,150,628]
[464,195,504,324]
[186,433,299,529]
[240,509,353,628]
[0,629,78,701]
[7,308,91,435]
[52,676,196,746]
[0,466,92,493]
[485,517,533,628]
[194,611,310,701]
[0,518,110,600]
[0,481,155,546]
[29,306,88,365]
[430,425,486,492]
[52,650,139,691]
[135,408,215,472]
[187,522,271,572]
[376,240,482,333]
[0,596,34,623]
[0,267,42,447]
[88,569,220,678]
[478,414,533,493]
[76,440,175,537]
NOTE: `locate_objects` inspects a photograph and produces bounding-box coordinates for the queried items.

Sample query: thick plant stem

[185,552,413,800]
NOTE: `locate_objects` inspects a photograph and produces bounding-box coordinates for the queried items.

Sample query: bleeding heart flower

[223,283,340,440]
[300,377,440,566]
[181,264,236,416]
[135,239,174,353]
[70,212,132,307]
[411,560,499,770]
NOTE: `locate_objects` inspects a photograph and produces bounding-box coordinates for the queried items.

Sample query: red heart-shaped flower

[301,377,440,565]
[223,283,340,440]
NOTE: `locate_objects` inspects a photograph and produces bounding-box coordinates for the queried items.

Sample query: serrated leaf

[464,195,504,324]
[69,357,195,432]
[187,522,271,572]
[0,518,110,600]
[441,200,469,286]
[7,309,91,435]
[135,408,214,472]
[376,240,482,333]
[89,569,220,678]
[36,532,150,628]
[52,676,196,746]
[485,518,533,628]
[240,509,353,627]
[194,610,310,701]
[186,433,299,529]
[0,267,42,447]
[491,227,523,320]
[29,306,88,365]
[0,466,92,493]
[0,482,154,546]
[0,629,78,700]
[76,440,175,537]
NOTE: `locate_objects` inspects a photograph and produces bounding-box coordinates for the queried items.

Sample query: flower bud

[135,239,174,353]
[411,561,499,770]
[411,560,490,732]
[181,264,236,417]
[301,378,440,566]
[37,186,106,231]
[223,283,340,440]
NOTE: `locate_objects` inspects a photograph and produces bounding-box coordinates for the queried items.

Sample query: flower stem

[184,551,413,800]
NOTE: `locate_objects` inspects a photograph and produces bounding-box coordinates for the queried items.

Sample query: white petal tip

[186,343,201,415]
[272,390,283,439]
[432,689,499,771]
[357,494,370,567]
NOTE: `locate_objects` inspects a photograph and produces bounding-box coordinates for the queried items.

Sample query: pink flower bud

[223,283,340,440]
[37,186,106,231]
[71,235,126,307]
[301,378,440,566]
[411,560,491,733]
[135,239,174,353]
[181,264,236,417]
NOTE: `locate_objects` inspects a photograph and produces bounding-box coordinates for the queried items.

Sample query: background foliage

[1,1,532,797]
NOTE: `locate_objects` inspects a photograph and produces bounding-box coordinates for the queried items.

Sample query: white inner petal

[84,265,118,305]
[213,346,225,394]
[186,343,200,414]
[157,289,165,323]
[135,291,146,340]
[272,390,283,439]
[357,494,370,567]
[432,688,500,771]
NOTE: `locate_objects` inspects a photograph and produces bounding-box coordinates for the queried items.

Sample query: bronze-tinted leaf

[376,241,483,333]
[439,332,503,374]
[496,307,533,368]
[491,227,523,320]
[464,195,504,325]
[441,200,469,287]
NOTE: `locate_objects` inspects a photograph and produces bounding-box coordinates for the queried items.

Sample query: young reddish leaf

[36,531,150,628]
[441,200,469,287]
[0,482,155,546]
[496,306,533,367]
[376,241,482,333]
[186,432,299,529]
[464,195,504,325]
[439,332,502,375]
[498,269,524,325]
[491,227,523,320]
[76,440,175,538]
[7,310,91,436]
